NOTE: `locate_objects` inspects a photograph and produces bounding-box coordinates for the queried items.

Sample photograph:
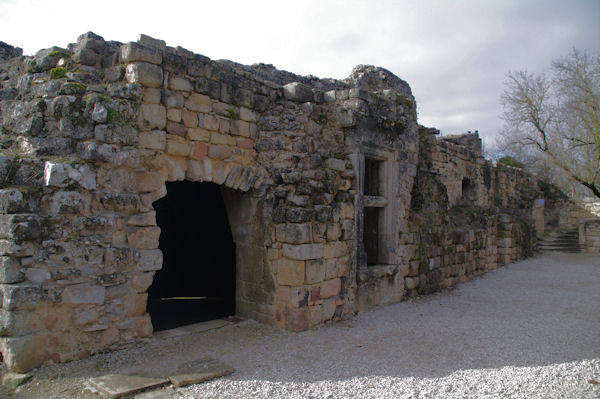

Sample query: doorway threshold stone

[86,374,169,399]
[153,318,233,340]
[168,357,235,388]
[85,358,234,397]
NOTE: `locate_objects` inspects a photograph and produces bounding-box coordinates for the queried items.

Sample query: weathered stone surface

[139,130,166,150]
[126,227,160,249]
[276,224,312,244]
[62,283,105,304]
[137,249,163,271]
[120,42,162,65]
[283,82,313,102]
[168,358,234,388]
[87,374,168,399]
[2,372,32,390]
[277,259,305,286]
[0,256,23,283]
[320,278,341,299]
[137,103,167,130]
[282,244,323,260]
[185,93,211,113]
[126,62,163,88]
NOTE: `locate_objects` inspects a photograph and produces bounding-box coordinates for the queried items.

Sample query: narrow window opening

[364,158,383,196]
[462,177,475,202]
[364,207,382,266]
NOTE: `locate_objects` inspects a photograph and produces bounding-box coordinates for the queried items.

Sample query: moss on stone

[50,67,67,80]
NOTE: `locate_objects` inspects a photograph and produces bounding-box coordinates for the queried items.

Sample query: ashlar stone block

[126,62,163,88]
[277,259,305,286]
[120,42,162,64]
[137,103,166,131]
[137,249,163,271]
[320,278,341,299]
[282,243,323,260]
[275,224,312,244]
[126,226,160,249]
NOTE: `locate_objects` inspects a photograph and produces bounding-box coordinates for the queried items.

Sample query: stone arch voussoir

[162,155,257,191]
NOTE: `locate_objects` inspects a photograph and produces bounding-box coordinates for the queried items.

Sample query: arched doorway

[147,181,236,331]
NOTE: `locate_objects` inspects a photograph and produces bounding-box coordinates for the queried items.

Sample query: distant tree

[499,49,600,199]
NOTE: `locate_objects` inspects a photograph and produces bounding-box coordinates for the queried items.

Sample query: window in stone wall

[364,157,383,196]
[364,207,382,265]
[362,156,389,266]
[462,177,476,202]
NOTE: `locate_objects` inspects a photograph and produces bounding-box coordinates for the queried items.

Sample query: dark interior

[147,181,236,331]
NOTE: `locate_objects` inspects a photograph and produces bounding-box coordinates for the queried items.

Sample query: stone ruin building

[0,33,545,372]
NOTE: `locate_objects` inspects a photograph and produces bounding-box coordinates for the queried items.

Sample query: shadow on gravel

[5,252,600,398]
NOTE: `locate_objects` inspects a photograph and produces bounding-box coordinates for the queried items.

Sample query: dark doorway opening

[147,181,236,331]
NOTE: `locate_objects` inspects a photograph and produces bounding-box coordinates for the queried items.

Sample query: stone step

[538,228,581,253]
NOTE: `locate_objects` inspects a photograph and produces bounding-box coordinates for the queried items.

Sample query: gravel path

[6,251,600,398]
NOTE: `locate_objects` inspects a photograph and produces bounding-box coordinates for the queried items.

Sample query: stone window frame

[353,147,399,270]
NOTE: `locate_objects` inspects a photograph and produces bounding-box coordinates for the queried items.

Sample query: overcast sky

[1,0,598,149]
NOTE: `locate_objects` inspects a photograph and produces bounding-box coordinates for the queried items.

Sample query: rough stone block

[190,142,208,160]
[185,93,211,113]
[326,158,346,172]
[169,76,192,92]
[166,140,191,156]
[1,283,42,310]
[321,298,337,321]
[284,306,309,331]
[126,62,163,88]
[166,121,187,137]
[305,259,325,284]
[283,82,313,102]
[323,241,347,259]
[137,103,167,131]
[131,272,154,293]
[236,138,254,149]
[277,259,305,286]
[207,145,232,160]
[74,308,99,325]
[320,278,341,299]
[181,110,198,128]
[326,223,342,241]
[143,88,161,104]
[167,108,182,122]
[134,171,163,192]
[282,243,323,260]
[123,293,147,317]
[137,249,163,271]
[62,283,105,304]
[405,276,419,290]
[120,42,162,64]
[0,333,58,372]
[230,120,250,137]
[139,130,166,150]
[276,223,312,244]
[126,227,161,249]
[0,256,23,284]
[188,128,211,142]
[210,133,237,146]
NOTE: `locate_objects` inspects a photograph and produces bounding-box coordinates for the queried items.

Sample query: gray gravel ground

[6,251,600,398]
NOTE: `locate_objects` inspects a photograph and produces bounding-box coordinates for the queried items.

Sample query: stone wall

[0,33,540,371]
[579,220,600,254]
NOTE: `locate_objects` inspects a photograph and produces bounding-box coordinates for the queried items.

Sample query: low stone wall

[579,220,600,254]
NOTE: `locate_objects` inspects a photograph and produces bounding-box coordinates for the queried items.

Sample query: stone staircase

[538,228,581,253]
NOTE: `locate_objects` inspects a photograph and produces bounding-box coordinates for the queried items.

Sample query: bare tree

[500,50,600,199]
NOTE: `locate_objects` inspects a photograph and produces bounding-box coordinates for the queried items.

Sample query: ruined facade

[0,33,540,371]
